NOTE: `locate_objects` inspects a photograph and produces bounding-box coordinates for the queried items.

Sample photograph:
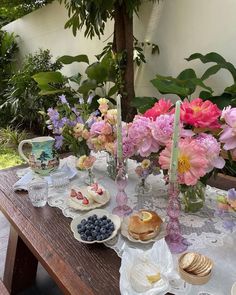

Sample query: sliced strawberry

[76,191,84,200]
[97,188,103,195]
[82,197,89,205]
[70,189,77,198]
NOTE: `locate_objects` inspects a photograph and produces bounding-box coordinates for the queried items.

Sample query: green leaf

[186,52,236,82]
[186,52,226,64]
[33,71,64,84]
[86,62,108,84]
[108,84,117,97]
[189,78,213,93]
[57,54,89,65]
[177,68,197,80]
[199,91,212,100]
[225,83,236,94]
[205,93,235,109]
[201,64,222,80]
[151,76,191,98]
[78,79,97,96]
[68,73,82,85]
[131,96,157,113]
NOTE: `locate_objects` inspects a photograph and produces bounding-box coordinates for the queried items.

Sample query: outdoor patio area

[0,1,236,295]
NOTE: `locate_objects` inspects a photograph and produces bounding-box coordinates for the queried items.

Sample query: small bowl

[178,254,212,285]
[70,209,121,244]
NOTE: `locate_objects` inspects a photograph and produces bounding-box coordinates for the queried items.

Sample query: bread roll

[128,210,163,241]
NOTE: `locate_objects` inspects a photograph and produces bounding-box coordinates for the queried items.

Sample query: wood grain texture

[0,168,121,295]
[0,279,9,295]
[4,226,38,294]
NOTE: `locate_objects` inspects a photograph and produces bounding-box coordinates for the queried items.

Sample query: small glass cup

[28,179,48,207]
[51,171,69,192]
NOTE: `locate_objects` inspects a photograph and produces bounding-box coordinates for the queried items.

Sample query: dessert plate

[67,187,110,211]
[121,216,167,244]
[71,209,121,244]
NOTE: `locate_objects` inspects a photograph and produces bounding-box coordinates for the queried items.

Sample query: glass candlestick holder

[112,160,133,217]
[165,182,189,253]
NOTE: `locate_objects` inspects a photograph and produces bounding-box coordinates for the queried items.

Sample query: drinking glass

[28,179,48,207]
[51,171,69,192]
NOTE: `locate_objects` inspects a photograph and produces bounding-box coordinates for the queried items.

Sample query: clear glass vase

[181,181,206,213]
[106,153,128,181]
[106,153,117,180]
[135,177,152,210]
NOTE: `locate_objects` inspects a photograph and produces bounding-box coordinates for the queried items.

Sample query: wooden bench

[0,280,9,295]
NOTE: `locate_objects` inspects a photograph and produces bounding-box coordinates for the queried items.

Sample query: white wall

[3,0,236,99]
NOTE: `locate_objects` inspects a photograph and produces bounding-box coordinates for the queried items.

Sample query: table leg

[3,225,38,294]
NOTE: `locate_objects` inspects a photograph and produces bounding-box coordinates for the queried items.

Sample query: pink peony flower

[195,133,225,172]
[180,98,221,129]
[152,114,194,146]
[159,138,208,185]
[128,115,160,157]
[143,98,173,120]
[101,122,113,135]
[90,121,106,136]
[220,107,236,152]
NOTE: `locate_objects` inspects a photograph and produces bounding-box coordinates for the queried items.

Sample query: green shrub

[0,30,18,126]
[0,126,29,149]
[1,49,63,133]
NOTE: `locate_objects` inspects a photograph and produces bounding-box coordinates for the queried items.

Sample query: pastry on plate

[128,210,163,241]
[68,187,94,208]
[87,183,107,204]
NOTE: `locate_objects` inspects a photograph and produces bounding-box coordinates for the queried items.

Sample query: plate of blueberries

[70,209,121,244]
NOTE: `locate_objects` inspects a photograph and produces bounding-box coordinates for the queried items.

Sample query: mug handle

[18,139,32,163]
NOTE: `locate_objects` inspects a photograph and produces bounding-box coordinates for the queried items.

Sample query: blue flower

[228,188,236,201]
[87,93,94,104]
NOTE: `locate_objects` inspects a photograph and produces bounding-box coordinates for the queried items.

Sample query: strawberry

[76,191,84,200]
[82,197,89,205]
[97,188,103,195]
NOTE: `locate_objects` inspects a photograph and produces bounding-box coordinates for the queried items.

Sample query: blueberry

[104,233,109,239]
[78,228,83,234]
[100,228,106,234]
[102,220,107,225]
[97,235,102,241]
[91,230,97,237]
[94,220,99,225]
[95,226,100,231]
[81,219,87,224]
[105,224,110,229]
[81,234,87,241]
[87,236,93,242]
[93,214,97,219]
[102,215,107,220]
[80,225,85,232]
[107,219,111,223]
[85,230,91,236]
[77,224,82,229]
[100,234,105,240]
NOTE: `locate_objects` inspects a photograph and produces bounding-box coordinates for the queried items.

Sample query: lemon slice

[146,273,161,284]
[141,211,152,222]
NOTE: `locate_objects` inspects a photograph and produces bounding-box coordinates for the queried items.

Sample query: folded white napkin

[13,163,77,192]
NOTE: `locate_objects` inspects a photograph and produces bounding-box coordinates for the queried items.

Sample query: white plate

[67,187,110,211]
[121,216,167,244]
[232,282,236,295]
[70,209,121,244]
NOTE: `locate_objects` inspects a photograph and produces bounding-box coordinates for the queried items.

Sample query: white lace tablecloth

[16,153,236,295]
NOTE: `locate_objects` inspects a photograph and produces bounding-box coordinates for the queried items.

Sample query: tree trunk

[113,2,137,122]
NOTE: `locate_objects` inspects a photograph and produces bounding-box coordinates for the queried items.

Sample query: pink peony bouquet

[133,98,225,186]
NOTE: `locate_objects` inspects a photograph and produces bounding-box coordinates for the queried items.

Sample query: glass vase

[135,177,152,210]
[181,181,206,213]
[106,153,128,181]
[84,167,95,186]
[106,153,117,180]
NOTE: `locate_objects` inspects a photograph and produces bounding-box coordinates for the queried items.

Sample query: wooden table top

[0,166,121,295]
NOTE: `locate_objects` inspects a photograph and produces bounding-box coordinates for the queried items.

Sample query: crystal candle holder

[112,160,133,217]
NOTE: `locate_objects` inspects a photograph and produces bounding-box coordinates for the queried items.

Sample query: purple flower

[90,121,105,136]
[228,188,236,201]
[59,94,68,105]
[47,108,59,121]
[87,93,94,104]
[55,135,64,149]
[220,107,236,153]
[72,107,80,116]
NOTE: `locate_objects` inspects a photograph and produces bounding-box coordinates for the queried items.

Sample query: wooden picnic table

[0,165,122,295]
